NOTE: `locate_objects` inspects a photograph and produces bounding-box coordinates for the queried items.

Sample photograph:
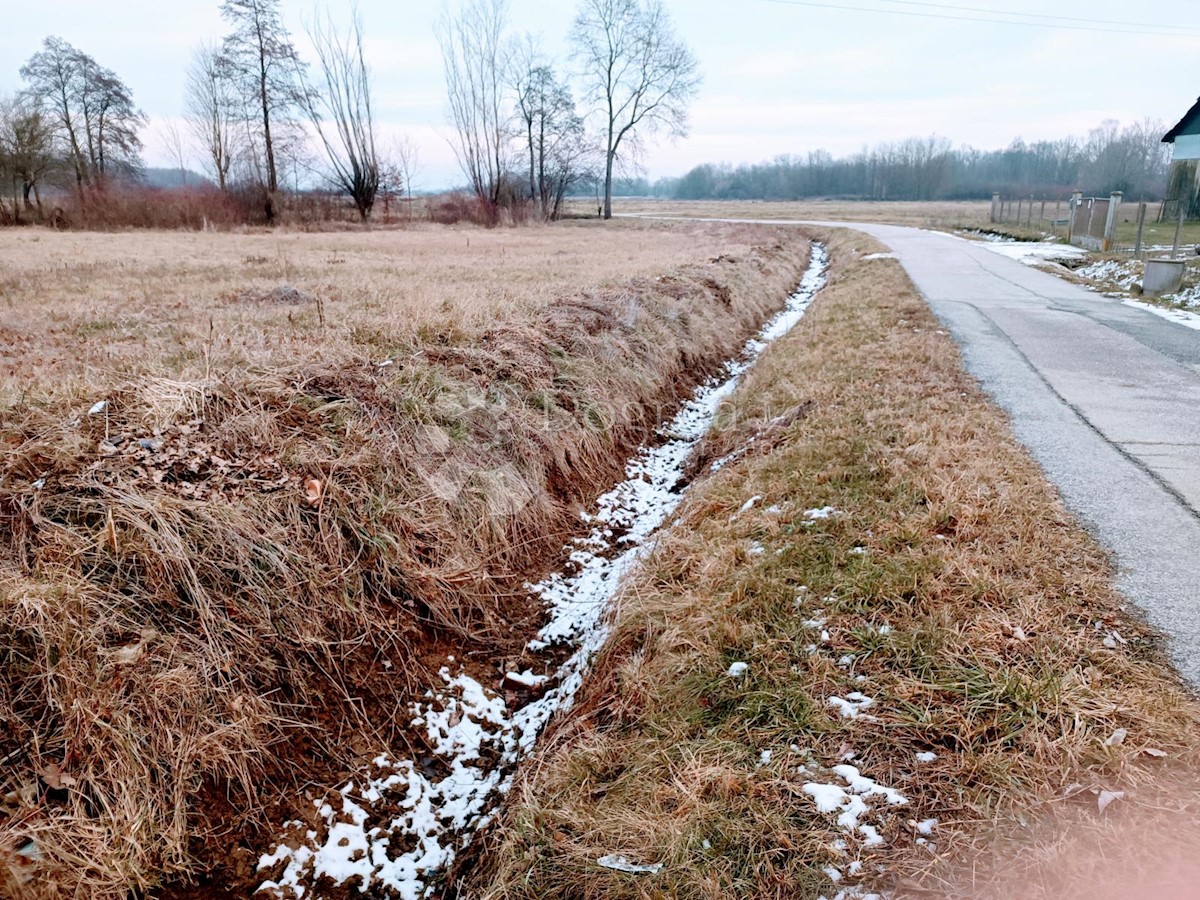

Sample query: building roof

[1164,96,1200,143]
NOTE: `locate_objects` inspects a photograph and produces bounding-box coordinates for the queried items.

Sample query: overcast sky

[3,0,1198,189]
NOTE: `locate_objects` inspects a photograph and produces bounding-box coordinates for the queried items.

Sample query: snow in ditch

[255,246,830,899]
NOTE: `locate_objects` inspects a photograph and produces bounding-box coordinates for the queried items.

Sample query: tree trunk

[603,144,614,220]
[603,103,615,219]
[259,51,277,223]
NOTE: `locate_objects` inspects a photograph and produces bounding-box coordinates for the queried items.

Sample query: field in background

[0,220,766,401]
[586,197,995,229]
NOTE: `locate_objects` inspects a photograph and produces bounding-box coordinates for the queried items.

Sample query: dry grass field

[0,220,769,399]
[589,197,994,229]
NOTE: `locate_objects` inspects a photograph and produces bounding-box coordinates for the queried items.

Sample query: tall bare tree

[304,7,380,221]
[0,94,54,219]
[438,0,510,219]
[219,0,309,221]
[510,40,591,220]
[570,0,699,219]
[185,41,237,191]
[20,36,144,195]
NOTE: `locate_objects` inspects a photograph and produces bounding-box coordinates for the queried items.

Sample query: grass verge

[0,227,811,898]
[462,228,1200,899]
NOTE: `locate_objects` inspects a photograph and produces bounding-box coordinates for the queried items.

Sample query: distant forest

[626,119,1173,202]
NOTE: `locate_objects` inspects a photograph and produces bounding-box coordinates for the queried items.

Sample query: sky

[2,0,1199,190]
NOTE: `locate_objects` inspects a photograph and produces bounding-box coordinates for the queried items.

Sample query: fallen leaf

[1098,790,1125,813]
[112,643,144,665]
[1104,728,1128,747]
[39,763,78,790]
[304,477,323,506]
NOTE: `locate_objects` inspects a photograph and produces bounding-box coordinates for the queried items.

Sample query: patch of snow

[1122,297,1200,332]
[759,750,773,767]
[88,400,108,415]
[977,240,1086,266]
[727,661,749,678]
[735,495,762,516]
[862,253,897,261]
[804,506,838,520]
[857,824,884,847]
[1075,259,1141,289]
[503,670,548,689]
[829,694,874,720]
[915,751,937,763]
[915,818,937,835]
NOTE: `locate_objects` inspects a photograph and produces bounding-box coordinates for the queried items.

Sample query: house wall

[1173,134,1200,161]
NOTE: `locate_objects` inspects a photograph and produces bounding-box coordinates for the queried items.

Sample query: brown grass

[577,198,994,229]
[461,228,1200,900]
[0,220,759,394]
[0,221,813,897]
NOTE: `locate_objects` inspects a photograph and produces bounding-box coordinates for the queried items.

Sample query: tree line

[0,0,699,227]
[662,119,1173,203]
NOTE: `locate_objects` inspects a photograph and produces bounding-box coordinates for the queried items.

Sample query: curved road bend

[629,215,1200,687]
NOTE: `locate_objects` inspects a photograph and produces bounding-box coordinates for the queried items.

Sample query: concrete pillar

[1102,191,1123,253]
[991,192,1000,224]
[1067,191,1083,244]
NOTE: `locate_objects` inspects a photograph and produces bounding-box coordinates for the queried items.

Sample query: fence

[989,191,1191,257]
[988,193,1073,233]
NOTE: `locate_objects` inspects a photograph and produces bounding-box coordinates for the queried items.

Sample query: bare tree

[185,41,237,191]
[219,0,310,222]
[570,0,699,219]
[438,0,511,220]
[303,7,380,221]
[0,93,55,220]
[20,36,144,195]
[509,39,591,219]
[161,120,190,186]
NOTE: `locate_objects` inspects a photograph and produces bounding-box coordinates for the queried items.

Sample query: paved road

[855,225,1200,688]
[629,215,1200,687]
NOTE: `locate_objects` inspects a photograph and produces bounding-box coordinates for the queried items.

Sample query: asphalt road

[855,225,1200,687]
[631,215,1200,687]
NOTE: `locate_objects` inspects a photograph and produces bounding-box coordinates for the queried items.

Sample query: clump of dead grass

[0,228,811,897]
[461,229,1200,900]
